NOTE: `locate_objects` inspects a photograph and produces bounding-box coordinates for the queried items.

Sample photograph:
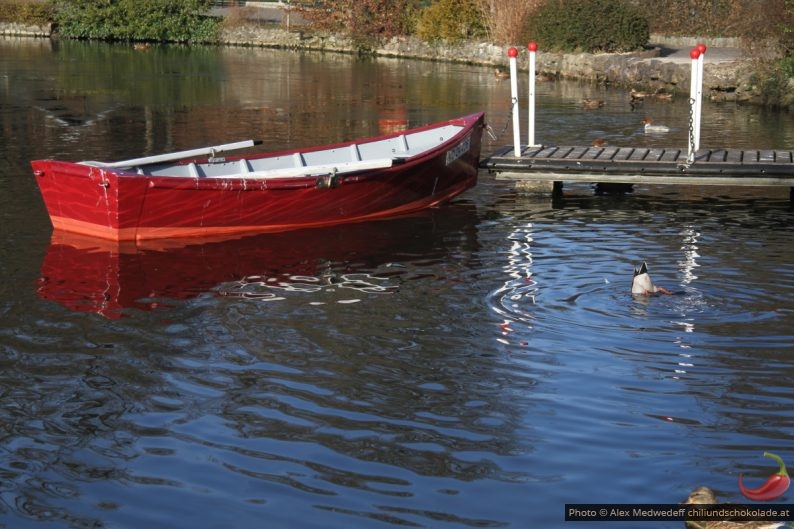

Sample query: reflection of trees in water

[49,40,224,108]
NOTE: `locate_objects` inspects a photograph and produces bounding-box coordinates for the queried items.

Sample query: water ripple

[3,41,794,528]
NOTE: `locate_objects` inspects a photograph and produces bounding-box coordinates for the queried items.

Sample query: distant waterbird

[582,97,604,109]
[654,90,674,101]
[630,88,649,101]
[642,117,670,133]
[629,88,647,110]
[494,68,510,80]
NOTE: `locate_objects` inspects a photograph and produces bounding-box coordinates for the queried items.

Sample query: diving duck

[592,138,608,148]
[680,486,787,529]
[494,68,510,80]
[642,117,670,133]
[632,262,671,295]
[582,97,604,109]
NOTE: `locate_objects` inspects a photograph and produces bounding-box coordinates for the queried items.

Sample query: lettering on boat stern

[445,134,471,165]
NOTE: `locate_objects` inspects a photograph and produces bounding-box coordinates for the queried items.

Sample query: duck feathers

[681,486,788,529]
[632,261,671,295]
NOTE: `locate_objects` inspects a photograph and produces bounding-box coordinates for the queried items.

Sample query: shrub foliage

[296,0,417,49]
[0,1,55,24]
[53,0,221,43]
[525,0,649,53]
[415,0,487,42]
[646,0,793,48]
[477,0,542,45]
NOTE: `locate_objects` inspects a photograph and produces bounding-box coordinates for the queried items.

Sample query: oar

[81,139,263,168]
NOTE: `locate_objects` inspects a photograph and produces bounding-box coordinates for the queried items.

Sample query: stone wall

[221,25,759,103]
[0,22,52,38]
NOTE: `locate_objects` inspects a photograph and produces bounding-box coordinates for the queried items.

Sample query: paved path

[648,42,742,64]
[210,5,305,23]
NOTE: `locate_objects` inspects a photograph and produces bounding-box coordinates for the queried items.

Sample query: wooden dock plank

[523,146,545,157]
[610,148,630,160]
[726,150,743,163]
[551,146,576,159]
[569,146,591,159]
[582,147,604,160]
[659,149,682,162]
[536,146,561,158]
[596,147,620,160]
[628,148,650,161]
[708,149,729,162]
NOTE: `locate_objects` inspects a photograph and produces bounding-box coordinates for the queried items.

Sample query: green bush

[524,0,649,53]
[0,1,55,24]
[757,55,794,108]
[781,55,794,78]
[53,0,221,43]
[415,0,486,42]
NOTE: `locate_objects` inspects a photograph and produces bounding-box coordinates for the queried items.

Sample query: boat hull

[31,113,484,241]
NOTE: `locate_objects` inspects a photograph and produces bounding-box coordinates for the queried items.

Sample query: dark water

[1,37,793,529]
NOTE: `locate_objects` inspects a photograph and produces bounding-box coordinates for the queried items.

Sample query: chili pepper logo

[738,452,790,501]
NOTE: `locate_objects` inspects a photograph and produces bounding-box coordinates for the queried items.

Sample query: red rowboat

[31,112,485,241]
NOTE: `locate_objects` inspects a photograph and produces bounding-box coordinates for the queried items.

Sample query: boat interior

[112,123,465,179]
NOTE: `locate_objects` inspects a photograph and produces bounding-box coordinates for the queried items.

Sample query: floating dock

[483,43,794,198]
[481,145,794,192]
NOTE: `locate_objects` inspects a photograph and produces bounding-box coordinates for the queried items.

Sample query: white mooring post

[508,47,521,157]
[695,43,706,152]
[687,47,701,164]
[527,41,538,147]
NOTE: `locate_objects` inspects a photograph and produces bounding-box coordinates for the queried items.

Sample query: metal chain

[687,97,696,163]
[492,97,519,139]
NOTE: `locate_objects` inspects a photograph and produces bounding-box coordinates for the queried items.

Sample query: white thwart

[206,158,394,179]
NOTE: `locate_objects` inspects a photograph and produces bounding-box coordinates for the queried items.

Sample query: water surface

[1,37,793,529]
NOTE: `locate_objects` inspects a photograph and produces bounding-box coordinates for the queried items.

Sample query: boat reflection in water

[37,205,480,318]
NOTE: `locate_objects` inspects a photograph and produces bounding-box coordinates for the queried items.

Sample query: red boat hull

[31,113,484,241]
